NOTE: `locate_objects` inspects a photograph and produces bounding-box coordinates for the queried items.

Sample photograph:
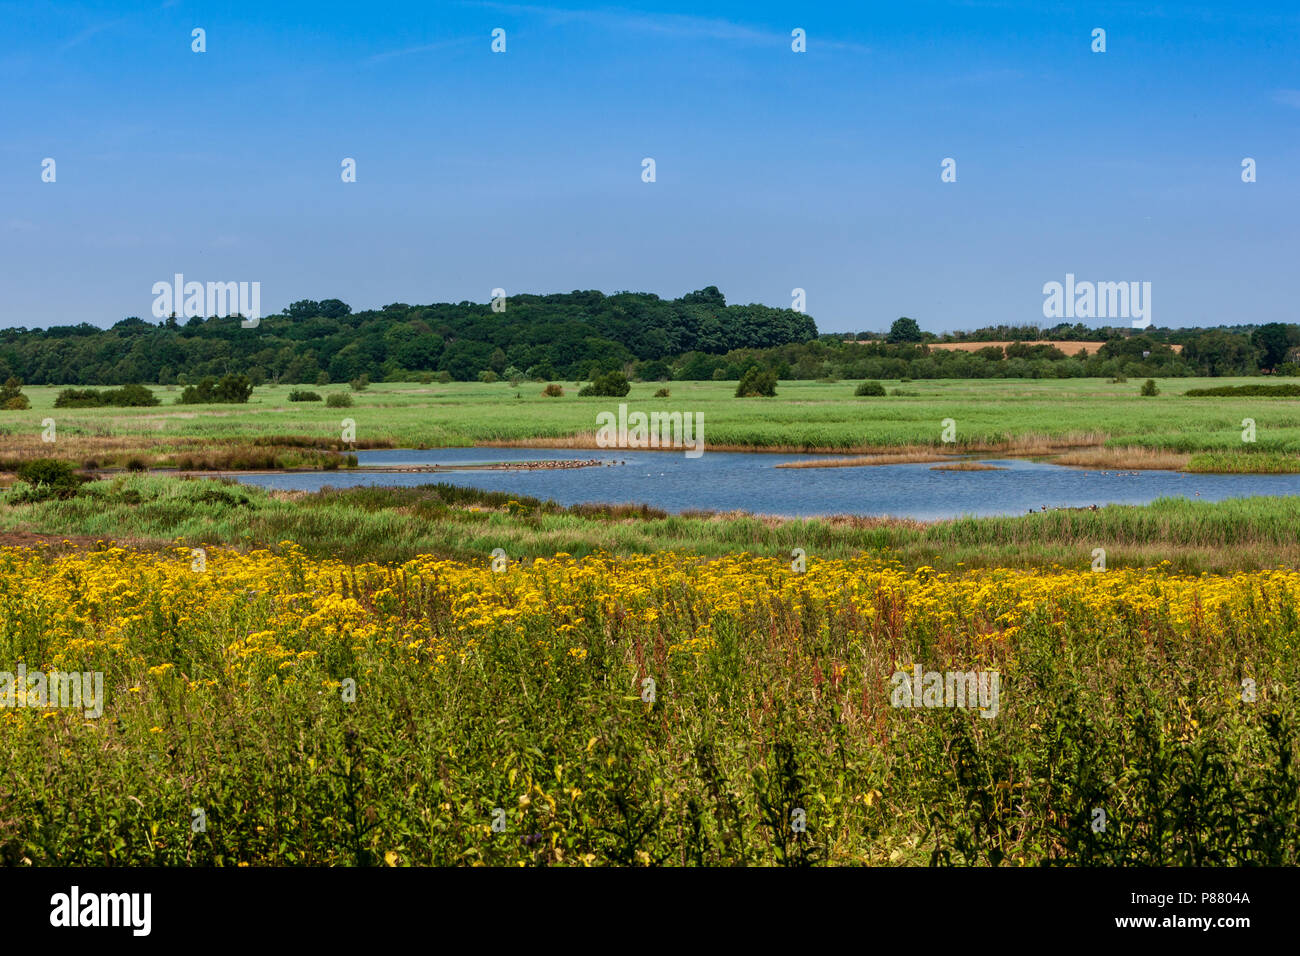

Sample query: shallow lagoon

[233,448,1300,520]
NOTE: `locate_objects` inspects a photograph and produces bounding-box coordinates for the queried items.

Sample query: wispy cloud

[363,36,477,64]
[469,2,775,42]
[58,18,125,53]
[461,2,869,52]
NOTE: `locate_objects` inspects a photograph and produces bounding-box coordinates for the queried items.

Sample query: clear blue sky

[1,0,1296,333]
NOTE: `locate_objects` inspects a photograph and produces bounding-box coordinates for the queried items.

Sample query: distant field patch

[921,341,1183,356]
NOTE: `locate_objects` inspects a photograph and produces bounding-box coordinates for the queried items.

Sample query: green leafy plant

[578,372,630,397]
[735,366,777,398]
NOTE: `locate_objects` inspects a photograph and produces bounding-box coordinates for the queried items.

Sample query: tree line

[0,287,815,386]
[667,331,1297,383]
[0,291,1293,386]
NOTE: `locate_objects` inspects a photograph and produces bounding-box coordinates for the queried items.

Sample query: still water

[232,448,1300,520]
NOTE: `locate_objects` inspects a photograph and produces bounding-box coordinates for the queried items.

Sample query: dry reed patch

[930,461,1008,471]
[776,449,954,469]
[772,433,1112,466]
[481,433,603,449]
[983,431,1109,454]
[819,514,931,532]
[1051,446,1192,470]
[0,435,166,469]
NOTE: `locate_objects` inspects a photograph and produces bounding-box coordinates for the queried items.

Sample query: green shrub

[289,390,323,402]
[178,374,253,405]
[113,384,159,407]
[854,381,886,397]
[350,375,370,392]
[1,378,30,409]
[653,387,670,398]
[54,385,159,408]
[16,458,78,486]
[10,458,84,499]
[736,366,777,398]
[1141,379,1160,396]
[326,392,353,408]
[578,372,630,397]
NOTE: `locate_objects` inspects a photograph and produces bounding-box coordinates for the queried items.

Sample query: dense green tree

[1182,331,1257,376]
[887,317,923,343]
[680,286,726,307]
[440,340,495,381]
[1252,323,1290,371]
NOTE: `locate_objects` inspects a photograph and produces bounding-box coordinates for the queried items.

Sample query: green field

[2,377,1298,472]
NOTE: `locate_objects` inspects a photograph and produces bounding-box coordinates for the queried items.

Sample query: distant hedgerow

[1185,384,1300,398]
[55,385,160,408]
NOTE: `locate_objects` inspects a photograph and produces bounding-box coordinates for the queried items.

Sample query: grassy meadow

[0,377,1298,471]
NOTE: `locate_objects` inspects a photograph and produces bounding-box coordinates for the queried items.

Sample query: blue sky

[1,0,1297,333]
